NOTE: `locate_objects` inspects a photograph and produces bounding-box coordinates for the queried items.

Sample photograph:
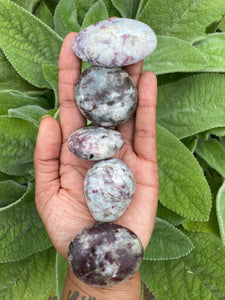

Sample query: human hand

[34,32,158,300]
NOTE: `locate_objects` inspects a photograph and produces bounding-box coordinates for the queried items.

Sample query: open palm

[34,33,158,265]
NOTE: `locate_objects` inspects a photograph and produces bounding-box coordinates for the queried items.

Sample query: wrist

[62,266,142,300]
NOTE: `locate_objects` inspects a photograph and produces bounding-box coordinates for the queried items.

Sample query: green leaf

[8,105,48,125]
[216,181,225,245]
[194,33,225,72]
[73,0,98,25]
[141,232,225,299]
[12,0,41,12]
[218,15,225,32]
[157,202,185,226]
[0,248,56,299]
[0,116,38,176]
[196,138,225,178]
[181,135,198,153]
[44,0,59,14]
[136,0,149,17]
[0,180,26,208]
[157,74,225,139]
[0,49,37,92]
[157,125,211,221]
[102,0,121,17]
[42,64,59,107]
[144,218,193,260]
[0,90,50,115]
[111,0,140,18]
[81,0,108,30]
[0,182,52,262]
[137,0,225,43]
[35,1,54,29]
[54,0,80,38]
[0,0,63,88]
[56,253,68,300]
[143,36,208,75]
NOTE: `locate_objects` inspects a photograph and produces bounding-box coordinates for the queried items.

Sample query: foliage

[0,0,225,299]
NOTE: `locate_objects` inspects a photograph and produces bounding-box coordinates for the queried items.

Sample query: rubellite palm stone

[67,126,124,160]
[84,158,135,222]
[68,222,144,287]
[72,18,157,67]
[75,66,137,127]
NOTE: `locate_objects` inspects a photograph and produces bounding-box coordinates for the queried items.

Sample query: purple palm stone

[75,66,137,127]
[68,222,144,287]
[72,18,157,67]
[84,158,135,222]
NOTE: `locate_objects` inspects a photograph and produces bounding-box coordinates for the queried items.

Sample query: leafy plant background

[0,0,225,299]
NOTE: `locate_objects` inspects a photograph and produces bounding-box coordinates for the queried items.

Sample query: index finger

[58,32,86,143]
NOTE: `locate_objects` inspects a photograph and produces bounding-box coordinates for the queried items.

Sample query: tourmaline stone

[84,158,135,222]
[68,222,144,287]
[67,126,124,160]
[75,66,137,127]
[72,18,157,67]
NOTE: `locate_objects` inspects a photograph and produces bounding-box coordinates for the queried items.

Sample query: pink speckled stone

[72,18,157,67]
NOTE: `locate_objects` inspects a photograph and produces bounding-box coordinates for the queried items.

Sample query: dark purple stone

[68,223,143,287]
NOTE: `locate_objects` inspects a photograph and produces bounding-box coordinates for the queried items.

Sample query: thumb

[34,116,61,214]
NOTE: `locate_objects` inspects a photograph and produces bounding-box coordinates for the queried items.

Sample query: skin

[34,32,159,300]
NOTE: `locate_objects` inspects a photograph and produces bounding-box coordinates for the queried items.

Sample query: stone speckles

[84,158,135,222]
[75,66,137,127]
[72,18,157,67]
[68,222,144,287]
[68,127,124,160]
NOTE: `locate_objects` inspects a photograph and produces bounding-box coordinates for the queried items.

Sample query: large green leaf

[195,138,225,178]
[216,181,225,245]
[0,180,27,208]
[0,116,38,176]
[0,183,52,262]
[195,33,225,72]
[144,36,208,74]
[12,0,41,12]
[8,105,48,125]
[157,125,211,221]
[0,90,50,115]
[56,253,68,300]
[157,74,225,139]
[81,0,108,30]
[54,0,80,38]
[141,232,225,299]
[137,0,225,43]
[0,0,63,88]
[0,248,56,299]
[111,0,139,18]
[156,202,185,226]
[144,218,193,260]
[42,64,59,107]
[35,1,54,28]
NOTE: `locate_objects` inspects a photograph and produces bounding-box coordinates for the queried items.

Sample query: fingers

[58,32,86,143]
[134,71,157,161]
[33,116,61,213]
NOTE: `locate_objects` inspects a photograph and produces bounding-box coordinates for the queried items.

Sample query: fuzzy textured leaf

[81,0,108,30]
[216,181,225,245]
[157,74,225,139]
[111,0,139,18]
[157,125,211,221]
[0,0,63,88]
[137,0,225,43]
[141,232,225,299]
[156,202,185,226]
[8,105,47,125]
[144,218,193,260]
[13,0,41,12]
[144,35,208,74]
[0,180,26,208]
[0,183,52,262]
[195,33,225,72]
[0,116,38,176]
[42,64,59,106]
[54,0,80,38]
[0,248,56,299]
[35,1,54,28]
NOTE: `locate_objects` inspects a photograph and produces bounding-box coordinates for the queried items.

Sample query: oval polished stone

[75,66,137,127]
[72,18,157,67]
[84,158,135,222]
[67,126,124,160]
[68,222,144,287]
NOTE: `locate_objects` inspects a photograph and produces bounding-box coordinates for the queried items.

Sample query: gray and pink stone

[72,18,157,67]
[75,66,137,127]
[68,222,144,287]
[84,158,135,222]
[68,127,124,160]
